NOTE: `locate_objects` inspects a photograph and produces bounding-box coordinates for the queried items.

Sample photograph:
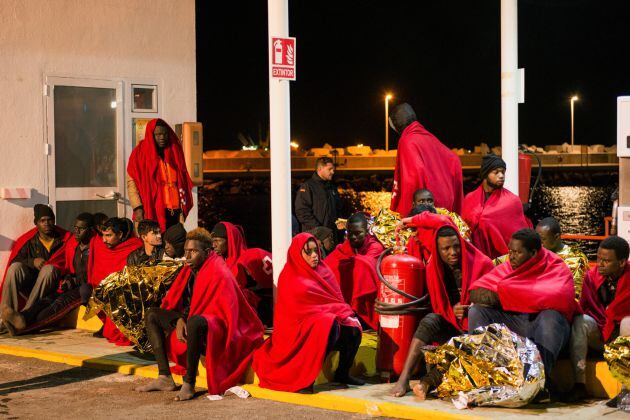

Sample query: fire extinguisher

[375,244,430,380]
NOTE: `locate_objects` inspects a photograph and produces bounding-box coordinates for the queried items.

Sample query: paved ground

[0,354,374,420]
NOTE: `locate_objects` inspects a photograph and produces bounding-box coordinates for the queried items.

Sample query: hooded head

[389,103,417,133]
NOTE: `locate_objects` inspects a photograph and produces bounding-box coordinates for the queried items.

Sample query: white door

[45,77,125,229]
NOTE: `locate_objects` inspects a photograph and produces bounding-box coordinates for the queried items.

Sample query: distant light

[242,145,258,150]
[571,95,579,101]
[110,101,117,108]
[290,141,299,149]
[357,143,364,147]
[385,94,393,101]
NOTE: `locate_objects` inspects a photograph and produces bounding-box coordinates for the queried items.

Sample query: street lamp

[570,95,579,146]
[385,93,393,151]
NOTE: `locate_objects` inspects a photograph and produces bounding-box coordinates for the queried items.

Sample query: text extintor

[270,37,296,81]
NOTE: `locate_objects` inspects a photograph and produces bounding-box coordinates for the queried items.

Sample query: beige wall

[0,0,197,268]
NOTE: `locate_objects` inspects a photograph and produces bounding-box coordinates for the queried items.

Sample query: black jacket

[294,173,342,232]
[13,232,64,270]
[126,246,165,266]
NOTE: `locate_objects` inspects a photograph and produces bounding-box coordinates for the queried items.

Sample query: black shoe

[561,383,588,403]
[532,388,551,404]
[92,326,104,338]
[297,385,314,394]
[333,373,366,386]
[605,394,619,408]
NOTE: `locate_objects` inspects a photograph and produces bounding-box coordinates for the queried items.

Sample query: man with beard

[0,205,71,333]
[462,154,531,259]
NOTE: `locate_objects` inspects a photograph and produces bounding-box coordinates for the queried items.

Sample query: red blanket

[390,121,464,217]
[580,265,630,341]
[87,236,142,346]
[462,186,531,259]
[471,248,579,322]
[253,233,360,392]
[219,222,261,308]
[420,213,494,331]
[127,118,193,232]
[238,248,274,289]
[324,235,384,329]
[0,226,71,308]
[161,255,264,394]
[407,213,452,263]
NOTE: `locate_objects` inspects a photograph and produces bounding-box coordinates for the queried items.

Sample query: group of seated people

[0,169,628,403]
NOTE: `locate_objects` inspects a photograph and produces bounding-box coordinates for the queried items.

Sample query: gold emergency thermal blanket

[369,208,414,249]
[604,335,630,387]
[425,323,545,408]
[84,261,183,352]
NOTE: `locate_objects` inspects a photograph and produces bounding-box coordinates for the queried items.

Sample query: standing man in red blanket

[127,118,194,232]
[468,229,578,401]
[210,222,274,325]
[567,236,630,401]
[462,154,531,259]
[136,228,263,401]
[391,213,494,399]
[389,103,463,217]
[87,217,142,343]
[253,233,364,393]
[0,205,71,333]
[325,213,384,329]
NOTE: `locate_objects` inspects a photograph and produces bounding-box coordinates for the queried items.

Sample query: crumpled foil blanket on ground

[425,323,544,408]
[84,261,183,352]
[605,335,629,387]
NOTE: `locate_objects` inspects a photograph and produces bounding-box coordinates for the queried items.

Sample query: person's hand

[133,207,144,222]
[33,258,46,270]
[401,217,412,225]
[336,220,346,230]
[175,318,187,343]
[60,276,75,292]
[453,303,469,320]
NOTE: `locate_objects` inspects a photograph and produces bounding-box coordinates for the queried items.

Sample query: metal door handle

[96,191,121,200]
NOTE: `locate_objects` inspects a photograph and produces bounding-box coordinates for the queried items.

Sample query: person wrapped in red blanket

[0,205,71,333]
[136,228,264,401]
[567,236,630,401]
[389,103,464,217]
[391,213,494,400]
[127,118,194,232]
[324,213,384,330]
[210,222,273,325]
[2,213,97,335]
[462,154,531,259]
[253,233,365,393]
[87,217,142,345]
[468,228,579,401]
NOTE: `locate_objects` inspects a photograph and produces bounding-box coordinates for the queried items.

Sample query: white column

[268,0,292,286]
[501,0,519,195]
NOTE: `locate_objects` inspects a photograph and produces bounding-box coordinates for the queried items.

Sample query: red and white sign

[270,37,296,80]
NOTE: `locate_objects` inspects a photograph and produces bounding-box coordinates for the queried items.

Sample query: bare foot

[174,382,195,401]
[134,375,176,392]
[390,380,411,397]
[1,306,26,334]
[412,381,429,401]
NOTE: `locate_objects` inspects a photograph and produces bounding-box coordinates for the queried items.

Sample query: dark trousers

[21,288,81,326]
[145,307,208,385]
[414,313,462,387]
[326,321,362,378]
[468,306,570,382]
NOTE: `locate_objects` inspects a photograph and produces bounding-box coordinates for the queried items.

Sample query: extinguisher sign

[270,37,296,80]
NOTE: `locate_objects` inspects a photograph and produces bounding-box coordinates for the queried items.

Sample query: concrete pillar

[501,0,519,195]
[268,0,292,286]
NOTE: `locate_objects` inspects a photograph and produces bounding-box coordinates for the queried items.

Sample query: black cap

[480,154,506,180]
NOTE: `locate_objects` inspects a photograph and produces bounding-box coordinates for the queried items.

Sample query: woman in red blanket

[88,217,142,345]
[136,228,264,400]
[391,213,494,399]
[127,118,194,232]
[389,103,463,217]
[253,233,365,393]
[210,222,274,324]
[468,228,578,401]
[324,213,384,329]
[567,236,630,401]
[462,154,531,259]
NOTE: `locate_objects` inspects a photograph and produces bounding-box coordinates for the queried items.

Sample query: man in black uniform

[294,157,343,236]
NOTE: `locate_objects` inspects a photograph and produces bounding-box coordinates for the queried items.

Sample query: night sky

[196,0,630,152]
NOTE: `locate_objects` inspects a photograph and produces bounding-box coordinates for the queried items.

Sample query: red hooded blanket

[580,265,630,341]
[88,236,142,346]
[406,213,452,263]
[0,226,71,308]
[238,248,274,290]
[253,233,361,392]
[471,248,579,322]
[161,255,264,395]
[390,121,464,217]
[324,234,384,329]
[420,213,494,331]
[462,186,531,259]
[127,119,193,232]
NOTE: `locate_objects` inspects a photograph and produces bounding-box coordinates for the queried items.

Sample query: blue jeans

[468,305,570,383]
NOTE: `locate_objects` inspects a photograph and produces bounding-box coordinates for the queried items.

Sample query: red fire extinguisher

[375,247,429,379]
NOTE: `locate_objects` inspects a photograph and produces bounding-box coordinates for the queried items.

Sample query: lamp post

[570,95,579,146]
[385,93,393,151]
